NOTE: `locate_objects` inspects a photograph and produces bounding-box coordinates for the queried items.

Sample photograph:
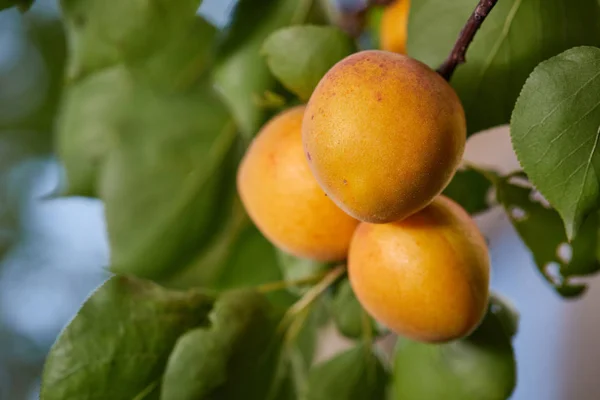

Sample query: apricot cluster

[237,10,489,342]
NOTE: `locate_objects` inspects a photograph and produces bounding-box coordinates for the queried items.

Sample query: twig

[437,0,500,81]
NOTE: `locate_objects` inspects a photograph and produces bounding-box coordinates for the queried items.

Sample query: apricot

[237,106,359,262]
[303,50,466,223]
[348,195,490,343]
[380,0,410,54]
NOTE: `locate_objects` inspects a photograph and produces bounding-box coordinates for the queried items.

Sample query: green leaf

[443,167,492,215]
[41,276,214,400]
[495,173,600,297]
[276,249,330,295]
[99,81,238,281]
[408,0,600,135]
[57,1,251,283]
[331,278,380,339]
[511,46,600,239]
[0,131,48,259]
[489,292,519,339]
[305,344,388,400]
[0,15,67,134]
[161,290,283,400]
[0,0,33,12]
[0,15,65,260]
[60,0,205,81]
[393,299,517,400]
[162,199,295,307]
[213,0,327,138]
[57,7,218,196]
[275,298,330,399]
[262,25,356,101]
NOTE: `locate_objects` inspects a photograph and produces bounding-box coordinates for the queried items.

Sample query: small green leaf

[331,278,380,339]
[511,46,600,239]
[495,174,600,297]
[393,299,517,400]
[262,25,356,101]
[41,276,214,400]
[443,167,493,215]
[276,249,330,295]
[408,0,600,136]
[213,0,327,138]
[0,0,33,12]
[305,344,388,400]
[161,290,283,400]
[489,292,519,339]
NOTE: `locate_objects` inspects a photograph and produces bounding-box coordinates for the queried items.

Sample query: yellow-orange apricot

[348,196,490,343]
[303,50,466,223]
[237,106,359,262]
[380,0,410,54]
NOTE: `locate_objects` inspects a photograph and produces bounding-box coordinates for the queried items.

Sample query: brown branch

[437,0,499,81]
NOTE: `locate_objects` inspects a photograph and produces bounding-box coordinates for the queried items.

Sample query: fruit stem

[285,264,345,318]
[278,264,346,339]
[255,271,330,293]
[436,0,500,81]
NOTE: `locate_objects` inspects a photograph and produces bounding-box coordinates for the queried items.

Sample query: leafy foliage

[263,25,356,101]
[29,0,600,398]
[41,276,215,399]
[213,0,327,138]
[276,249,330,295]
[0,0,33,12]
[0,14,66,260]
[331,278,381,339]
[160,290,283,400]
[305,344,389,400]
[443,167,493,214]
[408,0,600,135]
[511,46,600,239]
[393,296,517,400]
[42,276,286,400]
[494,173,600,297]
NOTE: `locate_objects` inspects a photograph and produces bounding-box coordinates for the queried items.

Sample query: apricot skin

[237,106,359,262]
[348,196,490,343]
[303,50,466,223]
[380,0,410,54]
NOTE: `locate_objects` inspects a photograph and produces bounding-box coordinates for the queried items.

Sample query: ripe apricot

[237,106,359,262]
[303,50,466,223]
[348,196,490,343]
[380,0,410,54]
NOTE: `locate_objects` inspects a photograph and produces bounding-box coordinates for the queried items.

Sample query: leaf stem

[437,0,500,81]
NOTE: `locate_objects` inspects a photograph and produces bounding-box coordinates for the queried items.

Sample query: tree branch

[437,0,499,81]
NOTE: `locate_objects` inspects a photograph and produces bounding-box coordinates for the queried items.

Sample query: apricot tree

[1,0,598,398]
